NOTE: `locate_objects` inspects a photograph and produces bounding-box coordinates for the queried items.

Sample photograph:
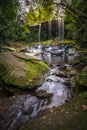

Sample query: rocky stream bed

[0,44,86,130]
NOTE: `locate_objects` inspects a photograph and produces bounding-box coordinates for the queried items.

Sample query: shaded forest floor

[20,92,87,130]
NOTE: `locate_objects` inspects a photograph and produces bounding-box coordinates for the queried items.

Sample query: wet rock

[45,78,53,82]
[20,47,27,53]
[50,49,64,56]
[59,65,67,70]
[56,71,67,78]
[70,70,77,76]
[34,90,52,99]
[64,78,72,87]
[45,75,64,82]
[68,48,76,55]
[50,68,59,75]
[65,65,72,71]
[37,44,45,50]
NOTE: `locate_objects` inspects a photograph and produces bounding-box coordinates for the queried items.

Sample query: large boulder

[0,52,49,89]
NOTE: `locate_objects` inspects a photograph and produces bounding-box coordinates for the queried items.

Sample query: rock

[64,78,72,87]
[20,48,27,53]
[82,105,87,111]
[50,49,64,56]
[34,90,52,99]
[68,48,76,55]
[56,71,67,77]
[19,92,87,130]
[45,75,62,82]
[50,68,59,75]
[70,70,77,76]
[0,94,45,130]
[0,52,49,90]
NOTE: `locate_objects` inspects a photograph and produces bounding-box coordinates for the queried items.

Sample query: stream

[0,44,79,130]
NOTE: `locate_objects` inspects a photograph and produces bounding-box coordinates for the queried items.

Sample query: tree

[0,0,30,42]
[54,0,87,46]
[26,0,53,25]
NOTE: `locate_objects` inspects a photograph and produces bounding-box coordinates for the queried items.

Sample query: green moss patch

[0,52,49,89]
[75,66,87,91]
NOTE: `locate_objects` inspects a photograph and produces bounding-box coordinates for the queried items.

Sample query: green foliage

[26,6,53,25]
[0,0,87,46]
[0,0,54,43]
[0,0,18,33]
[0,0,30,42]
[11,23,30,41]
[73,66,87,93]
[65,0,87,47]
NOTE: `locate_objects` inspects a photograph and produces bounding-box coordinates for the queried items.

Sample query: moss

[18,60,49,88]
[0,52,49,89]
[2,61,48,88]
[74,66,87,91]
[0,61,8,77]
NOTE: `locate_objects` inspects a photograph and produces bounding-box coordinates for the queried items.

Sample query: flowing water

[48,20,52,40]
[42,54,75,65]
[0,45,78,130]
[0,65,72,130]
[58,17,64,41]
[58,17,61,41]
[38,24,41,44]
[61,17,64,41]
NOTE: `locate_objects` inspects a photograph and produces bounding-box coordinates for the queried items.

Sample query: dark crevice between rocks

[0,79,41,98]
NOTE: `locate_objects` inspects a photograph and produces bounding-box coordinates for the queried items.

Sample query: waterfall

[58,17,61,41]
[48,20,52,40]
[38,24,41,44]
[57,4,65,42]
[61,17,64,41]
[58,16,64,42]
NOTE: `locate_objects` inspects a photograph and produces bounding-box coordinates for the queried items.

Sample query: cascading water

[61,17,64,41]
[38,24,41,44]
[0,66,72,130]
[0,43,78,130]
[48,20,52,40]
[58,17,61,41]
[57,5,65,42]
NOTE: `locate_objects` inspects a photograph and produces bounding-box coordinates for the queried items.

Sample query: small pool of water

[42,54,76,65]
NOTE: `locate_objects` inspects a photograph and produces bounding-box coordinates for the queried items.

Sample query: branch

[54,0,87,22]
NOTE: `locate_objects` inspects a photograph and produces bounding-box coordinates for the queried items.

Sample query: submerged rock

[56,70,68,77]
[34,90,52,99]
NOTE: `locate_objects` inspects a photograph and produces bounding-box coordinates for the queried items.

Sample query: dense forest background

[0,1,87,130]
[0,0,87,47]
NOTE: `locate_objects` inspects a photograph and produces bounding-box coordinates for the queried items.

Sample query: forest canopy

[0,0,87,46]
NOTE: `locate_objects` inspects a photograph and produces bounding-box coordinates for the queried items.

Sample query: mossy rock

[0,52,49,89]
[75,66,87,90]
